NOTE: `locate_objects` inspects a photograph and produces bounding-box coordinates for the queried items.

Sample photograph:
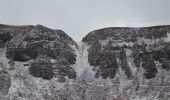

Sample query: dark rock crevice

[119,49,133,79]
[0,69,11,95]
[140,50,158,79]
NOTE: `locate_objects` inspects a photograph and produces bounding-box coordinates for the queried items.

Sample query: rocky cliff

[0,24,169,100]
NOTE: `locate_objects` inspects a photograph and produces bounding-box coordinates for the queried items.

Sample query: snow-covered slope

[0,24,170,100]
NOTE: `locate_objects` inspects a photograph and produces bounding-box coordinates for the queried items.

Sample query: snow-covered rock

[0,24,170,100]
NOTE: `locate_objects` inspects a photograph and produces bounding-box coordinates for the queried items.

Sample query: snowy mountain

[0,24,170,100]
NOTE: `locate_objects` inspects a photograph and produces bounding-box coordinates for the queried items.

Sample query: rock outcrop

[82,26,170,100]
[0,24,77,81]
[83,26,170,80]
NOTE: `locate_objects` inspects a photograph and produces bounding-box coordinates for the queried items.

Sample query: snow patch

[165,33,170,42]
[72,42,95,78]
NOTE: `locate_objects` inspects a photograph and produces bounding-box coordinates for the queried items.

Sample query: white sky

[0,0,170,41]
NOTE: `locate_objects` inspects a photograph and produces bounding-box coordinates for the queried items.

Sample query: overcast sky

[0,0,170,41]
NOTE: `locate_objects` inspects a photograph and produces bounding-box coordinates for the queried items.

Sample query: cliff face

[82,26,170,100]
[0,24,170,100]
[83,26,170,79]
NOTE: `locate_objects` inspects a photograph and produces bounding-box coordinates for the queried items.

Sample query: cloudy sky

[0,0,170,41]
